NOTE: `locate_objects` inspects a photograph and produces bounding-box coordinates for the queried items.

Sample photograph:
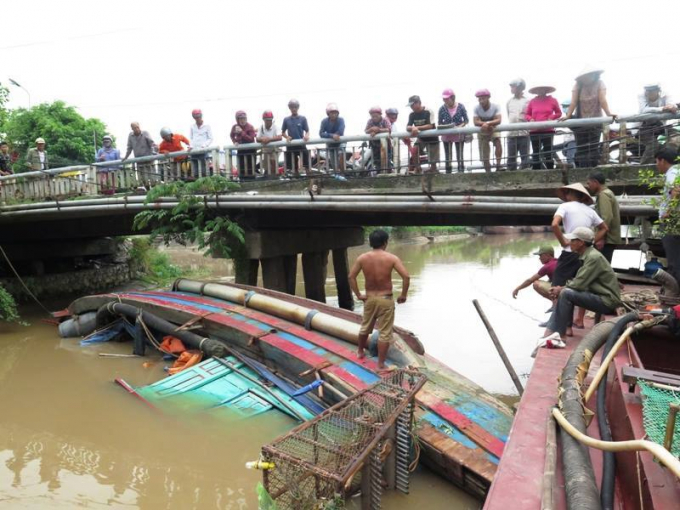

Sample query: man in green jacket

[26,137,49,171]
[587,171,621,262]
[541,226,621,342]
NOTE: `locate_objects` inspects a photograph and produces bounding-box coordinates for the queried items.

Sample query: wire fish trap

[259,369,426,510]
[639,381,680,457]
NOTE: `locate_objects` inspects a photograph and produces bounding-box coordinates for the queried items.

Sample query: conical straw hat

[557,183,594,205]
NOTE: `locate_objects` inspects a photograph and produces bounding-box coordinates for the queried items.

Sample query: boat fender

[245,460,275,470]
[304,309,320,330]
[58,311,98,338]
[243,290,256,307]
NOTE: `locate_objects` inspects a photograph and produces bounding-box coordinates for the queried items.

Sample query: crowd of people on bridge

[2,67,678,184]
[512,144,680,353]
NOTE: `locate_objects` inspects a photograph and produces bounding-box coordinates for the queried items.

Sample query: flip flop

[572,323,585,329]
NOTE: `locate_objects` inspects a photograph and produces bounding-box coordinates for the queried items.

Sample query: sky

[3,0,679,151]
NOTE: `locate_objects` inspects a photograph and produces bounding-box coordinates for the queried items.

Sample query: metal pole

[472,299,524,395]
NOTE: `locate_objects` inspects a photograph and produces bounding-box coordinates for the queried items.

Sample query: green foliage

[0,82,9,130]
[639,165,680,236]
[133,176,244,260]
[128,237,183,285]
[0,283,21,323]
[1,100,109,171]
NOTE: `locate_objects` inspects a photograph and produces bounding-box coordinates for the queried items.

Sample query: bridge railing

[1,112,678,203]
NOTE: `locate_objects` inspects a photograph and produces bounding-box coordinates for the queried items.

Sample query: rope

[135,311,179,358]
[0,244,52,315]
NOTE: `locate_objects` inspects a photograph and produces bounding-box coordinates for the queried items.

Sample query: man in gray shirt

[473,89,502,172]
[638,83,678,164]
[123,122,157,160]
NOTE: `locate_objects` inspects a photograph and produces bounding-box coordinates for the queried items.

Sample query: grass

[129,237,211,287]
[367,226,467,239]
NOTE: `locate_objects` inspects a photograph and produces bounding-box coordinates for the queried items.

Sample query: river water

[0,233,642,509]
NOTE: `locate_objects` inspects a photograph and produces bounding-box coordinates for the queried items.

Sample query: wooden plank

[622,365,680,388]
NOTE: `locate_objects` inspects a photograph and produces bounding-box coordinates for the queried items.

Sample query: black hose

[559,319,616,510]
[596,312,638,510]
[95,301,228,358]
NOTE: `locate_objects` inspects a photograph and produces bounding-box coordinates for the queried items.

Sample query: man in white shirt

[639,84,678,164]
[506,78,530,170]
[257,110,282,176]
[189,109,213,177]
[656,147,680,283]
[550,182,608,332]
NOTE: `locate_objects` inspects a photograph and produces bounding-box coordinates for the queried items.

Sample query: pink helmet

[192,108,202,116]
[475,89,491,98]
[262,110,274,120]
[235,110,247,119]
[442,88,455,99]
[369,106,382,115]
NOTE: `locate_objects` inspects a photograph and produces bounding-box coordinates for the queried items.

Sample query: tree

[2,100,109,172]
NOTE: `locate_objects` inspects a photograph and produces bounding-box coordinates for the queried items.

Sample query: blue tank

[644,258,664,278]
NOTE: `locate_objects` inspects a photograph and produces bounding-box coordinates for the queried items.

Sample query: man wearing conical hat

[550,182,608,334]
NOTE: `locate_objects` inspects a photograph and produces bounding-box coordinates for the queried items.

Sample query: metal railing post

[619,121,628,164]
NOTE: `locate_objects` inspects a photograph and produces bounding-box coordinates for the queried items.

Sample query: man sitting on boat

[349,229,410,370]
[512,246,557,305]
[540,226,621,345]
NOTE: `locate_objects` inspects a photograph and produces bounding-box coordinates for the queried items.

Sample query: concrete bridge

[0,113,674,307]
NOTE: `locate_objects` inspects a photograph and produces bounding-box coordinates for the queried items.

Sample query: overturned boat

[61,279,514,499]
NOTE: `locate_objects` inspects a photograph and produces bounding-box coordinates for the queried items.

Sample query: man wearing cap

[473,89,502,172]
[638,84,678,164]
[406,95,438,174]
[587,171,621,262]
[257,111,282,176]
[506,79,530,171]
[26,138,48,171]
[189,109,213,177]
[281,99,310,177]
[319,104,346,173]
[552,182,608,330]
[541,226,621,343]
[512,246,557,303]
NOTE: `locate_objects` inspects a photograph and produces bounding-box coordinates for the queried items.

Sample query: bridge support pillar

[302,251,328,303]
[243,228,363,304]
[332,248,354,311]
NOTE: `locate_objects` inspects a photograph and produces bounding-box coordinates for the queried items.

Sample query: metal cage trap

[260,369,427,510]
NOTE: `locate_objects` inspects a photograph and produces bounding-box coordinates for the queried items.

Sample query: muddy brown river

[0,233,642,509]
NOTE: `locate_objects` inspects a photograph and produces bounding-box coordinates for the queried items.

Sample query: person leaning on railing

[95,135,121,195]
[638,83,678,165]
[257,110,282,177]
[281,99,310,177]
[189,109,213,177]
[158,127,191,180]
[365,107,392,174]
[319,103,346,173]
[438,88,469,174]
[561,66,616,169]
[473,89,502,172]
[230,111,257,179]
[406,95,438,174]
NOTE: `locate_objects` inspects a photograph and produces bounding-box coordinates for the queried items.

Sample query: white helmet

[160,127,172,137]
[326,103,339,114]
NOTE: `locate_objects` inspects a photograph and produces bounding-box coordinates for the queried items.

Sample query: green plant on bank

[639,165,680,236]
[132,176,244,260]
[367,225,467,239]
[0,283,22,324]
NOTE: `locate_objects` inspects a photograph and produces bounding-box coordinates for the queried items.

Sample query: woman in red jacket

[230,111,258,179]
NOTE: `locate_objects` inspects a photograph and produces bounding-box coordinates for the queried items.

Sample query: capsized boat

[65,279,514,499]
[116,356,316,421]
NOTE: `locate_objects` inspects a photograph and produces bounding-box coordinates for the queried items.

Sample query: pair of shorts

[359,295,395,344]
[416,141,440,164]
[478,133,501,161]
[551,251,581,287]
[534,280,551,293]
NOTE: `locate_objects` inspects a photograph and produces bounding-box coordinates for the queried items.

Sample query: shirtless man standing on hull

[349,229,410,369]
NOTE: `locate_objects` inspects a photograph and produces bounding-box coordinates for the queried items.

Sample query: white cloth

[38,151,45,167]
[554,201,604,252]
[189,123,213,149]
[660,165,680,218]
[506,96,529,137]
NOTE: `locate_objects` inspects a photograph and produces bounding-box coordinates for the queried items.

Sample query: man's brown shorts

[359,295,395,344]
